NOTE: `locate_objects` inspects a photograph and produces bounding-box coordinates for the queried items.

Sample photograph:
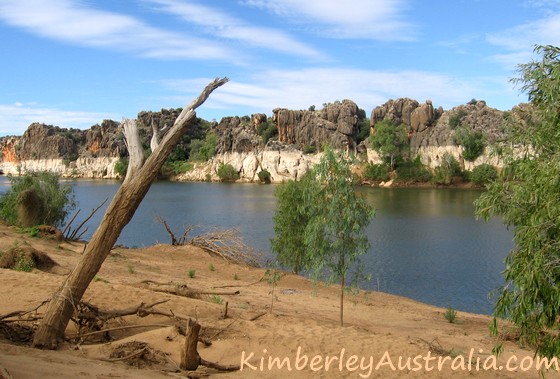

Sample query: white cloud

[0,103,115,136]
[0,0,235,61]
[486,12,560,67]
[145,0,325,59]
[161,68,504,117]
[241,0,416,40]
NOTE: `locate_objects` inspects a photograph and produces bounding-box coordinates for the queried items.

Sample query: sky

[1,0,560,136]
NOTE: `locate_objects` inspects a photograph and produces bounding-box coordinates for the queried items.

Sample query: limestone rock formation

[371,98,441,134]
[82,120,124,158]
[214,116,262,154]
[273,99,364,151]
[18,123,81,161]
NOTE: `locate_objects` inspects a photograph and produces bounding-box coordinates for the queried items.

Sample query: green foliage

[26,226,40,238]
[308,105,316,111]
[475,45,560,358]
[217,163,240,182]
[362,163,390,181]
[0,172,75,228]
[455,127,485,161]
[272,148,375,326]
[257,121,278,144]
[188,269,196,278]
[302,145,317,154]
[444,305,458,323]
[189,131,217,162]
[208,263,215,271]
[369,119,409,169]
[356,118,371,144]
[271,174,317,274]
[167,161,194,175]
[114,157,128,178]
[432,153,462,185]
[15,253,34,272]
[448,109,467,129]
[395,157,433,183]
[469,164,498,185]
[210,294,223,305]
[257,169,272,184]
[263,265,285,314]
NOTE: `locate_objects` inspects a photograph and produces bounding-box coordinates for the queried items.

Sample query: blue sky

[1,0,560,136]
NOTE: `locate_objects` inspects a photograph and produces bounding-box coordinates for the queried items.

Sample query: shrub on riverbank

[395,157,432,183]
[217,163,240,182]
[363,163,391,181]
[257,169,272,184]
[469,164,498,185]
[0,172,75,228]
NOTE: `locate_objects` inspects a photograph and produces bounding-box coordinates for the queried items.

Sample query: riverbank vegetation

[0,171,75,228]
[475,45,560,359]
[272,148,375,326]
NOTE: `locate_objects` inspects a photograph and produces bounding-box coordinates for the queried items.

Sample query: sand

[0,223,556,378]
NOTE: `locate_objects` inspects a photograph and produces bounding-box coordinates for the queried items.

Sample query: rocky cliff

[273,99,364,151]
[0,98,517,181]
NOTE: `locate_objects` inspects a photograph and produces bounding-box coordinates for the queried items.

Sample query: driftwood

[181,319,240,372]
[0,300,48,322]
[249,312,267,322]
[212,273,266,289]
[75,299,169,323]
[139,280,240,299]
[155,217,193,246]
[155,220,261,266]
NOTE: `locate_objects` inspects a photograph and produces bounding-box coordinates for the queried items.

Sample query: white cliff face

[415,146,504,170]
[1,157,120,179]
[177,148,323,183]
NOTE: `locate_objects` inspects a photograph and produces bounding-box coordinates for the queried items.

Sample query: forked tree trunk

[32,77,228,349]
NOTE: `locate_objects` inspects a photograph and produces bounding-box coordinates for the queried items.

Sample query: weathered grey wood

[122,118,144,182]
[32,77,228,349]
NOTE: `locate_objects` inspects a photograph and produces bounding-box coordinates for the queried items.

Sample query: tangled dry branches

[155,219,261,266]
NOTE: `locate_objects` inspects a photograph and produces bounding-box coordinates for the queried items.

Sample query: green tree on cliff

[369,119,409,169]
[272,148,375,326]
[475,45,560,358]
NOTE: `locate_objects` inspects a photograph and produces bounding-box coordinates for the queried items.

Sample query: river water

[0,178,514,315]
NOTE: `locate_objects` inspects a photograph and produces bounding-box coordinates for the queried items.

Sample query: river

[0,178,514,315]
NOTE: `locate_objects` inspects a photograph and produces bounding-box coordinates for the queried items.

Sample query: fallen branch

[212,274,265,289]
[73,324,172,340]
[209,320,236,341]
[0,300,49,321]
[76,299,170,322]
[249,312,267,322]
[139,281,240,298]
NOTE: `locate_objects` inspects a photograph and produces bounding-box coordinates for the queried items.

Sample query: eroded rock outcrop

[273,100,363,150]
[371,98,442,134]
[214,116,262,154]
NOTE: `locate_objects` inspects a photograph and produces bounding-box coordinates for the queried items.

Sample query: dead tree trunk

[180,319,202,370]
[32,77,229,349]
